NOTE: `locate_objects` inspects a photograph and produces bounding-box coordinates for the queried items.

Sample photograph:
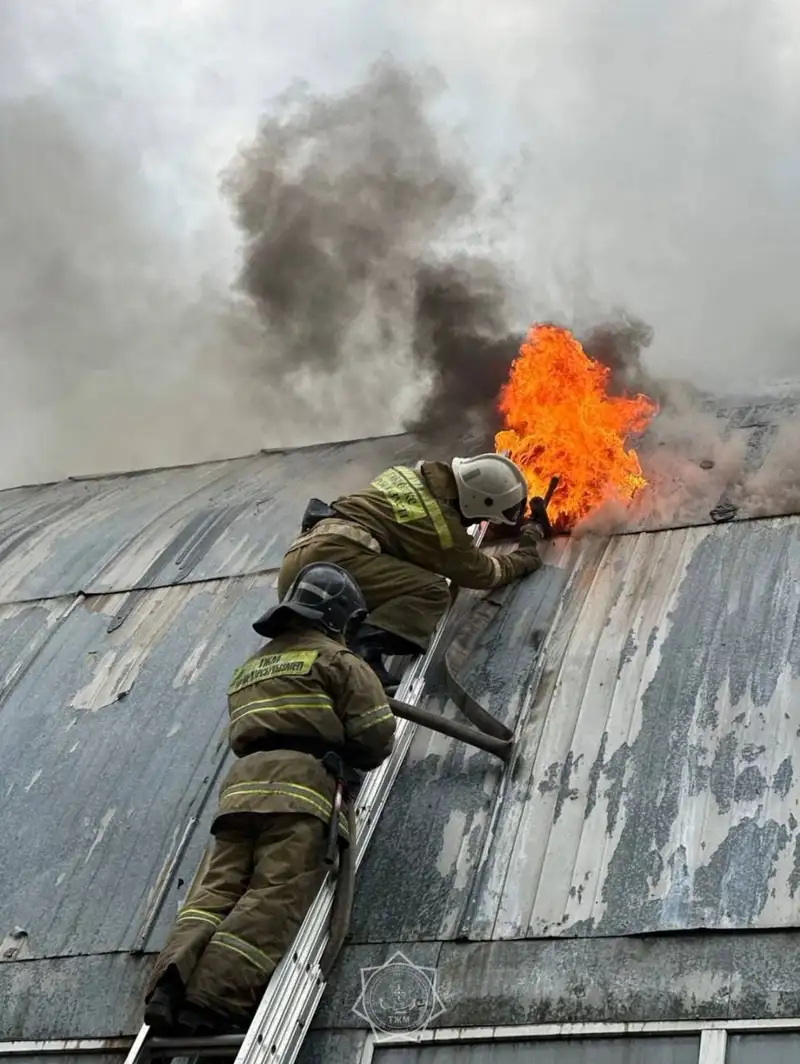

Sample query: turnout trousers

[278,537,451,652]
[144,812,328,1022]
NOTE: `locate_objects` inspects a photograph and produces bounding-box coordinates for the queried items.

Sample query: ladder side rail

[234,522,486,1064]
[122,522,486,1064]
[233,642,438,1064]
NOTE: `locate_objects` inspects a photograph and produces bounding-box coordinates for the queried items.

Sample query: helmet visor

[253,601,325,638]
[502,499,527,525]
[343,607,368,641]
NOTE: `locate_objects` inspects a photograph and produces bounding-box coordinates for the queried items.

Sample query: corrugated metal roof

[0,392,794,610]
[462,516,800,938]
[0,433,423,1040]
[0,574,277,962]
[0,435,419,604]
[344,514,800,948]
[347,561,569,945]
[628,393,800,531]
[2,410,800,1045]
[1,954,151,1040]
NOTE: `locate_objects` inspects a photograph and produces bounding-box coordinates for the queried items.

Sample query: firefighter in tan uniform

[278,454,551,688]
[142,563,395,1036]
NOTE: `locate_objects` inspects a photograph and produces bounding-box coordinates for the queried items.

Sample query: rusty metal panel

[462,515,800,939]
[0,573,278,961]
[0,435,418,605]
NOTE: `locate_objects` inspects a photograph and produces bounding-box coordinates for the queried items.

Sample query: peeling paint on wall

[464,516,800,939]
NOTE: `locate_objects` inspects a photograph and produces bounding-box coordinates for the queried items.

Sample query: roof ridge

[0,430,414,495]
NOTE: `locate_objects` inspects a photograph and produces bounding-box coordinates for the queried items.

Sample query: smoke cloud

[221,58,527,456]
[220,59,695,459]
[1,0,799,521]
[0,4,309,489]
[734,419,800,519]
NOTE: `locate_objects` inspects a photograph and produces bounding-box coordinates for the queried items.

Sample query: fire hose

[320,475,560,976]
[318,696,513,977]
[320,758,357,977]
[445,474,560,741]
[388,696,513,761]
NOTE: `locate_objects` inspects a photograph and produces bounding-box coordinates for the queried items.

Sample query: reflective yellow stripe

[229,651,320,695]
[209,937,270,973]
[371,466,453,549]
[233,692,332,706]
[213,931,274,971]
[372,467,427,523]
[400,467,454,550]
[348,704,394,737]
[220,785,350,838]
[223,779,330,803]
[221,784,334,821]
[307,519,382,553]
[231,703,334,725]
[230,694,334,724]
[177,908,222,929]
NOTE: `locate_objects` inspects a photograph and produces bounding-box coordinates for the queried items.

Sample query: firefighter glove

[519,522,545,545]
[527,496,553,539]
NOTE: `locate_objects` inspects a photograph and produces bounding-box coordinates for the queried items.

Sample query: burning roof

[495,323,659,533]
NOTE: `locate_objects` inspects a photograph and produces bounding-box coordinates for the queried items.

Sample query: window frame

[359,1017,800,1064]
[1,1021,799,1062]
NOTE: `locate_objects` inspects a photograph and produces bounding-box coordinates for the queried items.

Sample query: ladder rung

[234,523,487,1064]
[147,1034,245,1054]
[122,524,486,1064]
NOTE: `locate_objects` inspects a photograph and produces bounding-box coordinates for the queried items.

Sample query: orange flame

[495,323,659,531]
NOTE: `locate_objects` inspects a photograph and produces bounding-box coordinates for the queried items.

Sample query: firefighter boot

[348,624,422,691]
[144,968,184,1034]
[177,1003,251,1036]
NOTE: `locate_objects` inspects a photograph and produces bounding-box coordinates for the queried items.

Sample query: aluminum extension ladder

[124,523,485,1064]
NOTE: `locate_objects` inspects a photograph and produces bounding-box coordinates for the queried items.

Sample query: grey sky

[1,0,799,488]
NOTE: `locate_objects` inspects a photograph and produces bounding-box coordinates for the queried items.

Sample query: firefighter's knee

[426,575,451,613]
[277,550,305,600]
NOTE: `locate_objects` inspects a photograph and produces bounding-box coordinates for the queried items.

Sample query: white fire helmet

[451,453,529,526]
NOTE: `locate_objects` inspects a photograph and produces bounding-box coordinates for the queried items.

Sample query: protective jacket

[214,628,395,843]
[328,461,542,588]
[143,626,392,1027]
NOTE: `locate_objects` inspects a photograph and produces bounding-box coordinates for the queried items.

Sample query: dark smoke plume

[410,303,675,453]
[4,0,800,494]
[222,55,664,458]
[222,56,525,454]
[222,58,477,377]
[582,313,655,399]
[404,258,522,451]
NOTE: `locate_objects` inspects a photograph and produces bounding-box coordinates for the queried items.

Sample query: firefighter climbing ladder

[122,524,487,1064]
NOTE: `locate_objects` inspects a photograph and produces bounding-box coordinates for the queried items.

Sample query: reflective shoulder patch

[370,465,454,548]
[228,650,320,695]
[370,466,427,525]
